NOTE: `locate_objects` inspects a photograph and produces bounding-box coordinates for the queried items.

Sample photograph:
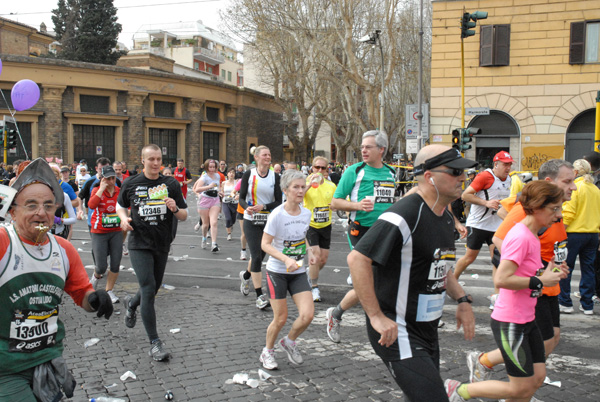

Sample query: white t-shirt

[264,204,312,274]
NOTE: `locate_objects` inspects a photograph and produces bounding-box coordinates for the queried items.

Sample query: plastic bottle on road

[89,397,126,402]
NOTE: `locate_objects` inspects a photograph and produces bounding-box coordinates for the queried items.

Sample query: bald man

[348,145,476,401]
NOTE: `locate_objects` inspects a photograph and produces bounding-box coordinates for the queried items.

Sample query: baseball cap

[413,148,477,176]
[101,165,116,177]
[493,151,513,163]
[60,166,70,173]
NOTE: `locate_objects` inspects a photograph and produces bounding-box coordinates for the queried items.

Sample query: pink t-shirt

[491,222,543,324]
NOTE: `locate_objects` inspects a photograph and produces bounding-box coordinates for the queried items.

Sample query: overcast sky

[1,0,233,49]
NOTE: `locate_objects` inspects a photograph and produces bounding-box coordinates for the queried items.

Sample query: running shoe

[239,271,250,296]
[574,291,581,298]
[194,222,200,232]
[227,233,232,241]
[259,347,278,370]
[124,296,137,328]
[256,294,270,310]
[326,307,341,343]
[207,232,211,239]
[579,305,593,315]
[107,290,119,304]
[467,351,493,383]
[278,337,303,365]
[559,304,574,314]
[201,237,207,249]
[346,274,353,286]
[444,379,466,402]
[593,295,600,305]
[488,294,498,310]
[211,243,219,253]
[122,242,129,256]
[312,287,321,302]
[89,274,100,290]
[148,339,170,361]
[240,250,247,260]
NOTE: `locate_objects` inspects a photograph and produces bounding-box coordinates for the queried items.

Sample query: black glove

[88,290,113,319]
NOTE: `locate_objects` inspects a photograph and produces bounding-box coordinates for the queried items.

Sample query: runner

[117,144,188,362]
[325,130,396,342]
[193,159,222,252]
[238,146,283,309]
[445,181,568,402]
[0,159,113,401]
[259,169,315,370]
[173,158,192,200]
[348,145,476,400]
[303,156,336,302]
[221,168,238,241]
[88,165,123,304]
[234,176,248,260]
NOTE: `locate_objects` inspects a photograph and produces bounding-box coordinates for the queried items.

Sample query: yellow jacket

[562,176,600,233]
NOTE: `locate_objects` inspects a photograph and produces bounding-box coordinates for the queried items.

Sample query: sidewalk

[62,278,600,401]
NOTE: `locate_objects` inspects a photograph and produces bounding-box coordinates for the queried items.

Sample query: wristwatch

[173,207,180,214]
[456,294,473,304]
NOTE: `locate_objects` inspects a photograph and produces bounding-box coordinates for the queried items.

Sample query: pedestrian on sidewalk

[259,169,315,370]
[117,144,188,362]
[445,180,568,402]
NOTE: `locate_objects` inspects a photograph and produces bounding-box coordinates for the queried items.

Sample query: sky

[1,0,233,50]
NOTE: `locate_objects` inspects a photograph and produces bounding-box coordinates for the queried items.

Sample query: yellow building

[431,0,600,170]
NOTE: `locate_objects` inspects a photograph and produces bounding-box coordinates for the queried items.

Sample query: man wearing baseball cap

[454,151,513,302]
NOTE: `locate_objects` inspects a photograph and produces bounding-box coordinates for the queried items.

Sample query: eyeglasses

[220,163,226,166]
[313,166,328,170]
[546,206,562,213]
[360,145,379,151]
[430,168,465,177]
[15,203,58,214]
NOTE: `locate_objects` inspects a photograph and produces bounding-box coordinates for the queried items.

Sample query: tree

[51,0,126,65]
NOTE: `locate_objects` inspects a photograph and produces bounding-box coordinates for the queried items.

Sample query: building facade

[431,0,600,170]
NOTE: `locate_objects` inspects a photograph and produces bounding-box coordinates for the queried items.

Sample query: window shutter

[480,25,494,66]
[494,25,510,66]
[569,21,585,65]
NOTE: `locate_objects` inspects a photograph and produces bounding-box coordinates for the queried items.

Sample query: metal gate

[203,131,220,162]
[73,125,115,165]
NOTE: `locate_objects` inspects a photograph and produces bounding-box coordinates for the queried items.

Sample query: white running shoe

[240,250,247,260]
[466,351,493,383]
[312,287,321,302]
[559,304,574,314]
[579,305,593,315]
[346,274,353,286]
[444,379,466,402]
[259,347,278,370]
[488,294,498,310]
[326,307,341,343]
[194,222,200,232]
[211,243,219,253]
[122,242,129,256]
[227,233,232,241]
[239,271,250,296]
[89,274,100,290]
[278,337,303,365]
[107,290,119,304]
[256,294,270,310]
[201,237,207,249]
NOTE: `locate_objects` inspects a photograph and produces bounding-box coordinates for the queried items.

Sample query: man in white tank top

[453,152,513,282]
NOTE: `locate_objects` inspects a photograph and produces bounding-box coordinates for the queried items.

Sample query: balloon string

[0,90,30,160]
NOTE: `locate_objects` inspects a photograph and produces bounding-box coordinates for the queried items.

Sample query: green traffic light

[470,11,488,21]
[461,10,487,39]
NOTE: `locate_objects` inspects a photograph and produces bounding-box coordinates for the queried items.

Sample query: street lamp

[359,30,385,133]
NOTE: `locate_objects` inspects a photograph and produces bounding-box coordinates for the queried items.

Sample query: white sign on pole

[465,107,490,116]
[406,139,418,154]
[405,104,429,139]
[96,146,102,155]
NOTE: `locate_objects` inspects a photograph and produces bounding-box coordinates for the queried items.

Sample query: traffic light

[452,129,461,151]
[458,127,482,152]
[6,127,17,149]
[461,10,488,39]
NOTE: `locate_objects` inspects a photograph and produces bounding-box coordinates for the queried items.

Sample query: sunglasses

[313,166,327,170]
[430,168,464,177]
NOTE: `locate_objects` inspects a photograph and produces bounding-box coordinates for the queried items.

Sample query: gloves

[54,216,62,225]
[87,290,113,319]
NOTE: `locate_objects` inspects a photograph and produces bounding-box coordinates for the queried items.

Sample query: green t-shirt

[333,162,396,227]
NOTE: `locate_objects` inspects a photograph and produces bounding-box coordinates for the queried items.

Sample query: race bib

[313,206,330,224]
[373,180,395,204]
[9,308,59,353]
[554,240,568,263]
[283,239,307,261]
[223,196,235,204]
[415,292,445,322]
[139,201,167,217]
[252,211,269,225]
[426,248,454,293]
[101,213,121,228]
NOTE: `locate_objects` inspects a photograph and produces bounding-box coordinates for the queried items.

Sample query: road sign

[393,153,404,160]
[405,104,429,139]
[465,107,490,116]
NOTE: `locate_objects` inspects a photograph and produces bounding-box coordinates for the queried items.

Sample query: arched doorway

[565,109,596,162]
[470,111,519,169]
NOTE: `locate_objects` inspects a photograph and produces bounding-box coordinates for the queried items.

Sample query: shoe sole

[466,353,477,383]
[124,297,137,328]
[149,351,171,361]
[325,308,341,343]
[257,300,270,310]
[259,356,278,370]
[278,342,303,365]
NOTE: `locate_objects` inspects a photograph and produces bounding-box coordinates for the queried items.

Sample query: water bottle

[89,397,126,402]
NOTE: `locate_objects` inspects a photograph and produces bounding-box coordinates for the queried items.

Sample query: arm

[348,250,397,347]
[261,232,298,272]
[492,235,503,252]
[496,206,508,220]
[164,196,188,221]
[446,270,475,340]
[238,170,251,210]
[495,259,566,290]
[331,197,374,213]
[461,185,499,209]
[265,173,282,211]
[184,170,192,185]
[62,195,78,226]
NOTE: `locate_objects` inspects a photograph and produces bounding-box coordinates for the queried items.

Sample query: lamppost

[359,30,385,132]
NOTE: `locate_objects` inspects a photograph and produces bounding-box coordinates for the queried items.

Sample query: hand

[98,178,109,192]
[455,222,467,239]
[541,260,567,286]
[309,255,317,266]
[77,210,85,220]
[88,290,113,319]
[120,217,133,232]
[485,199,500,210]
[53,216,62,225]
[285,257,298,273]
[359,199,374,212]
[456,303,475,340]
[369,312,398,347]
[165,197,177,212]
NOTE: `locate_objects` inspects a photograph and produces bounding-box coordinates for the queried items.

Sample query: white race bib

[139,202,167,217]
[9,309,59,353]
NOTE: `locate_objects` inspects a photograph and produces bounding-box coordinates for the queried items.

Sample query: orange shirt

[494,202,566,296]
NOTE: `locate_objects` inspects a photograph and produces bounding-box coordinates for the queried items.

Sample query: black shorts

[306,225,332,250]
[535,295,560,341]
[265,270,312,300]
[236,212,244,221]
[491,318,545,378]
[466,227,494,251]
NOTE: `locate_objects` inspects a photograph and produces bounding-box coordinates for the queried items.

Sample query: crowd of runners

[2,132,600,401]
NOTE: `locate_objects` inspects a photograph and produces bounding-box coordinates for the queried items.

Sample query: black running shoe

[124,296,137,328]
[149,339,170,361]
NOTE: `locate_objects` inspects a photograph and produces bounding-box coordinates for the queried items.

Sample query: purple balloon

[11,79,40,111]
